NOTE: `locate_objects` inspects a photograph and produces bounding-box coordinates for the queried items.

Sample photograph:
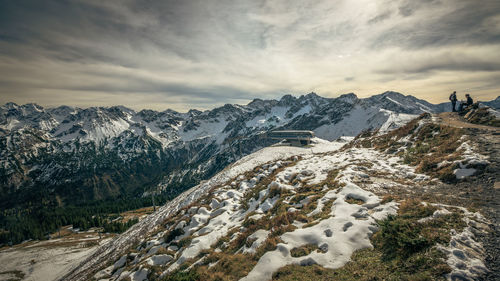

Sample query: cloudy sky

[0,0,499,111]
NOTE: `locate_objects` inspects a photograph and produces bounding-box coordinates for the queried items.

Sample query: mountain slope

[62,113,495,281]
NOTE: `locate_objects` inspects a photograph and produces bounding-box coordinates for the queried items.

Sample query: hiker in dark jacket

[449,91,457,112]
[465,94,473,107]
[458,94,474,113]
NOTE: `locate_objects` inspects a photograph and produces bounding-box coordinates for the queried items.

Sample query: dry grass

[311,199,334,221]
[290,244,325,257]
[302,220,321,228]
[345,197,364,205]
[195,253,256,281]
[380,195,394,204]
[241,162,293,210]
[465,106,500,127]
[346,113,468,183]
[120,206,155,223]
[156,247,176,256]
[254,236,284,260]
[178,236,193,248]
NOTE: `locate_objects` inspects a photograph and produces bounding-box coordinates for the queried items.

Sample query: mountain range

[1,91,499,208]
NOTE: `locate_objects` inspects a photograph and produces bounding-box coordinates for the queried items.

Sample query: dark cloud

[0,0,234,63]
[373,0,500,49]
[397,0,440,17]
[368,11,392,24]
[377,52,500,74]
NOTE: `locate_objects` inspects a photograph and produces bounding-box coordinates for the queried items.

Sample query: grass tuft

[290,244,324,257]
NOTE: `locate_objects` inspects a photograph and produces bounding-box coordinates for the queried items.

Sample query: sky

[0,0,499,111]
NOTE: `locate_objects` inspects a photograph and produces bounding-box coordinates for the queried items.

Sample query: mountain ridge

[4,91,497,114]
[1,92,498,208]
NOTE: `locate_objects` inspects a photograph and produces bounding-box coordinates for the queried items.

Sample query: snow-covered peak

[364,91,437,114]
[108,105,136,116]
[337,93,358,104]
[1,102,19,110]
[483,96,500,110]
[380,90,406,98]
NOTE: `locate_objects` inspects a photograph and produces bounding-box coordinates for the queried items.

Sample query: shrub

[375,215,431,260]
[398,199,436,219]
[161,270,199,281]
[178,236,193,248]
[164,228,185,243]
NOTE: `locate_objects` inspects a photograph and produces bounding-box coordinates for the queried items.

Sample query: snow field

[91,140,344,280]
[0,237,109,281]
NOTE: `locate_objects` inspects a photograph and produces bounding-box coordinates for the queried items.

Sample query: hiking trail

[433,112,499,280]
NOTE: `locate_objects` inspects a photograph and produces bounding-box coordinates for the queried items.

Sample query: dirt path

[435,112,500,133]
[432,112,500,280]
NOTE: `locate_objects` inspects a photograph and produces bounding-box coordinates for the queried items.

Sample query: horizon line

[1,90,498,114]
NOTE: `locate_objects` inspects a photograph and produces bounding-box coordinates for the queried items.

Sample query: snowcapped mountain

[0,92,497,207]
[483,96,500,110]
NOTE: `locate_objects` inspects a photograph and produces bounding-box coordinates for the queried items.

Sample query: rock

[146,254,173,266]
[301,169,314,176]
[358,173,369,178]
[210,198,221,209]
[147,245,162,256]
[130,268,148,281]
[452,249,466,260]
[249,177,258,185]
[319,243,329,253]
[198,207,210,215]
[113,255,127,271]
[188,207,198,215]
[210,208,226,218]
[299,257,317,266]
[343,222,353,232]
[175,221,187,230]
[268,181,280,189]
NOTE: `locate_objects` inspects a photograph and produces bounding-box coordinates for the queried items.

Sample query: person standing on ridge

[449,91,457,112]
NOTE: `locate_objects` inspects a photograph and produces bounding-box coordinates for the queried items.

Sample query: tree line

[0,194,171,246]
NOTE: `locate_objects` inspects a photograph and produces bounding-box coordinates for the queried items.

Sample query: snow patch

[240,184,397,281]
